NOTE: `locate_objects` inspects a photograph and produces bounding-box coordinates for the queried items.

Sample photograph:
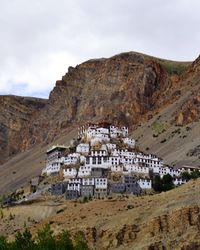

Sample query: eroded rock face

[0,52,194,163]
[84,205,200,250]
[19,53,174,152]
[0,95,46,164]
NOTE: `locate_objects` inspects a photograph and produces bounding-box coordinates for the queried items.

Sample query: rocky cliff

[0,52,194,164]
[0,95,46,164]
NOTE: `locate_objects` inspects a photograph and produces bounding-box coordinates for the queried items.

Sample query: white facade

[161,167,180,178]
[63,167,77,179]
[111,165,124,172]
[123,137,135,148]
[138,179,152,189]
[134,153,163,169]
[44,162,62,175]
[43,146,67,176]
[95,178,108,189]
[91,150,108,157]
[112,149,135,159]
[124,164,149,175]
[173,178,187,186]
[105,143,116,150]
[153,166,181,178]
[67,183,81,192]
[87,127,109,139]
[67,178,82,192]
[178,166,200,174]
[85,156,111,169]
[78,165,92,177]
[109,125,128,138]
[109,156,121,166]
[64,153,80,165]
[76,143,90,154]
[82,177,95,186]
[120,157,134,165]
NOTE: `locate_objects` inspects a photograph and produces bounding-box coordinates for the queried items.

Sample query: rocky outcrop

[84,205,200,250]
[13,54,174,154]
[0,52,193,163]
[175,95,200,126]
[0,95,46,164]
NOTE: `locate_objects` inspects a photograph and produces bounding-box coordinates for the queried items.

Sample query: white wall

[138,179,152,189]
[95,178,108,189]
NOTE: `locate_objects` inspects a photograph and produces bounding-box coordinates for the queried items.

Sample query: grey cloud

[0,0,199,97]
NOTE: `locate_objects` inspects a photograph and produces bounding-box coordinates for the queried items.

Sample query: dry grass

[0,178,199,250]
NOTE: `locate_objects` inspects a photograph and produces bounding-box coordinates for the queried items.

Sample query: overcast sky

[0,0,199,98]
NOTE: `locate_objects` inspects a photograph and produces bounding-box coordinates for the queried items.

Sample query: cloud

[0,0,200,98]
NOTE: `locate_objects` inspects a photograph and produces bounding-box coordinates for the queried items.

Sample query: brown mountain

[2,51,200,193]
[0,95,46,164]
[0,52,192,161]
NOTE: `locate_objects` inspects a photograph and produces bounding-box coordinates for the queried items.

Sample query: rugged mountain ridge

[0,52,193,164]
[0,95,46,164]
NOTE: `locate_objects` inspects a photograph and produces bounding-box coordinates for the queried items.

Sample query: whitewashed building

[78,165,92,177]
[67,178,82,192]
[124,163,149,175]
[84,156,111,169]
[138,178,152,189]
[42,145,67,175]
[76,143,90,154]
[111,165,124,172]
[82,177,95,186]
[63,167,77,179]
[123,137,135,148]
[64,153,80,165]
[178,165,200,174]
[95,178,108,189]
[91,150,108,157]
[173,177,187,186]
[109,125,128,138]
[105,143,116,150]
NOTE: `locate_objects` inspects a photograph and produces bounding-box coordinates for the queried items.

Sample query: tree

[36,224,56,250]
[0,235,9,250]
[190,170,200,179]
[11,228,35,250]
[74,231,88,250]
[162,174,174,191]
[153,175,162,192]
[56,230,74,250]
[181,171,191,181]
[0,224,89,250]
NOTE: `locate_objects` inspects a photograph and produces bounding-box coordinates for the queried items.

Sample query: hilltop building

[42,122,198,199]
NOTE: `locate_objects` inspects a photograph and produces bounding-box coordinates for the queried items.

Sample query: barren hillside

[0,52,192,164]
[2,51,200,194]
[1,178,200,249]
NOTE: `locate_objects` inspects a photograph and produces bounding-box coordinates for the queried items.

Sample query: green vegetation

[152,121,168,136]
[156,59,191,76]
[0,224,88,250]
[153,174,174,192]
[69,146,76,153]
[181,170,200,181]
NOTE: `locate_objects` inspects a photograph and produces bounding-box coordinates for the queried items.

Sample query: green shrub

[0,224,88,250]
[153,174,174,192]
